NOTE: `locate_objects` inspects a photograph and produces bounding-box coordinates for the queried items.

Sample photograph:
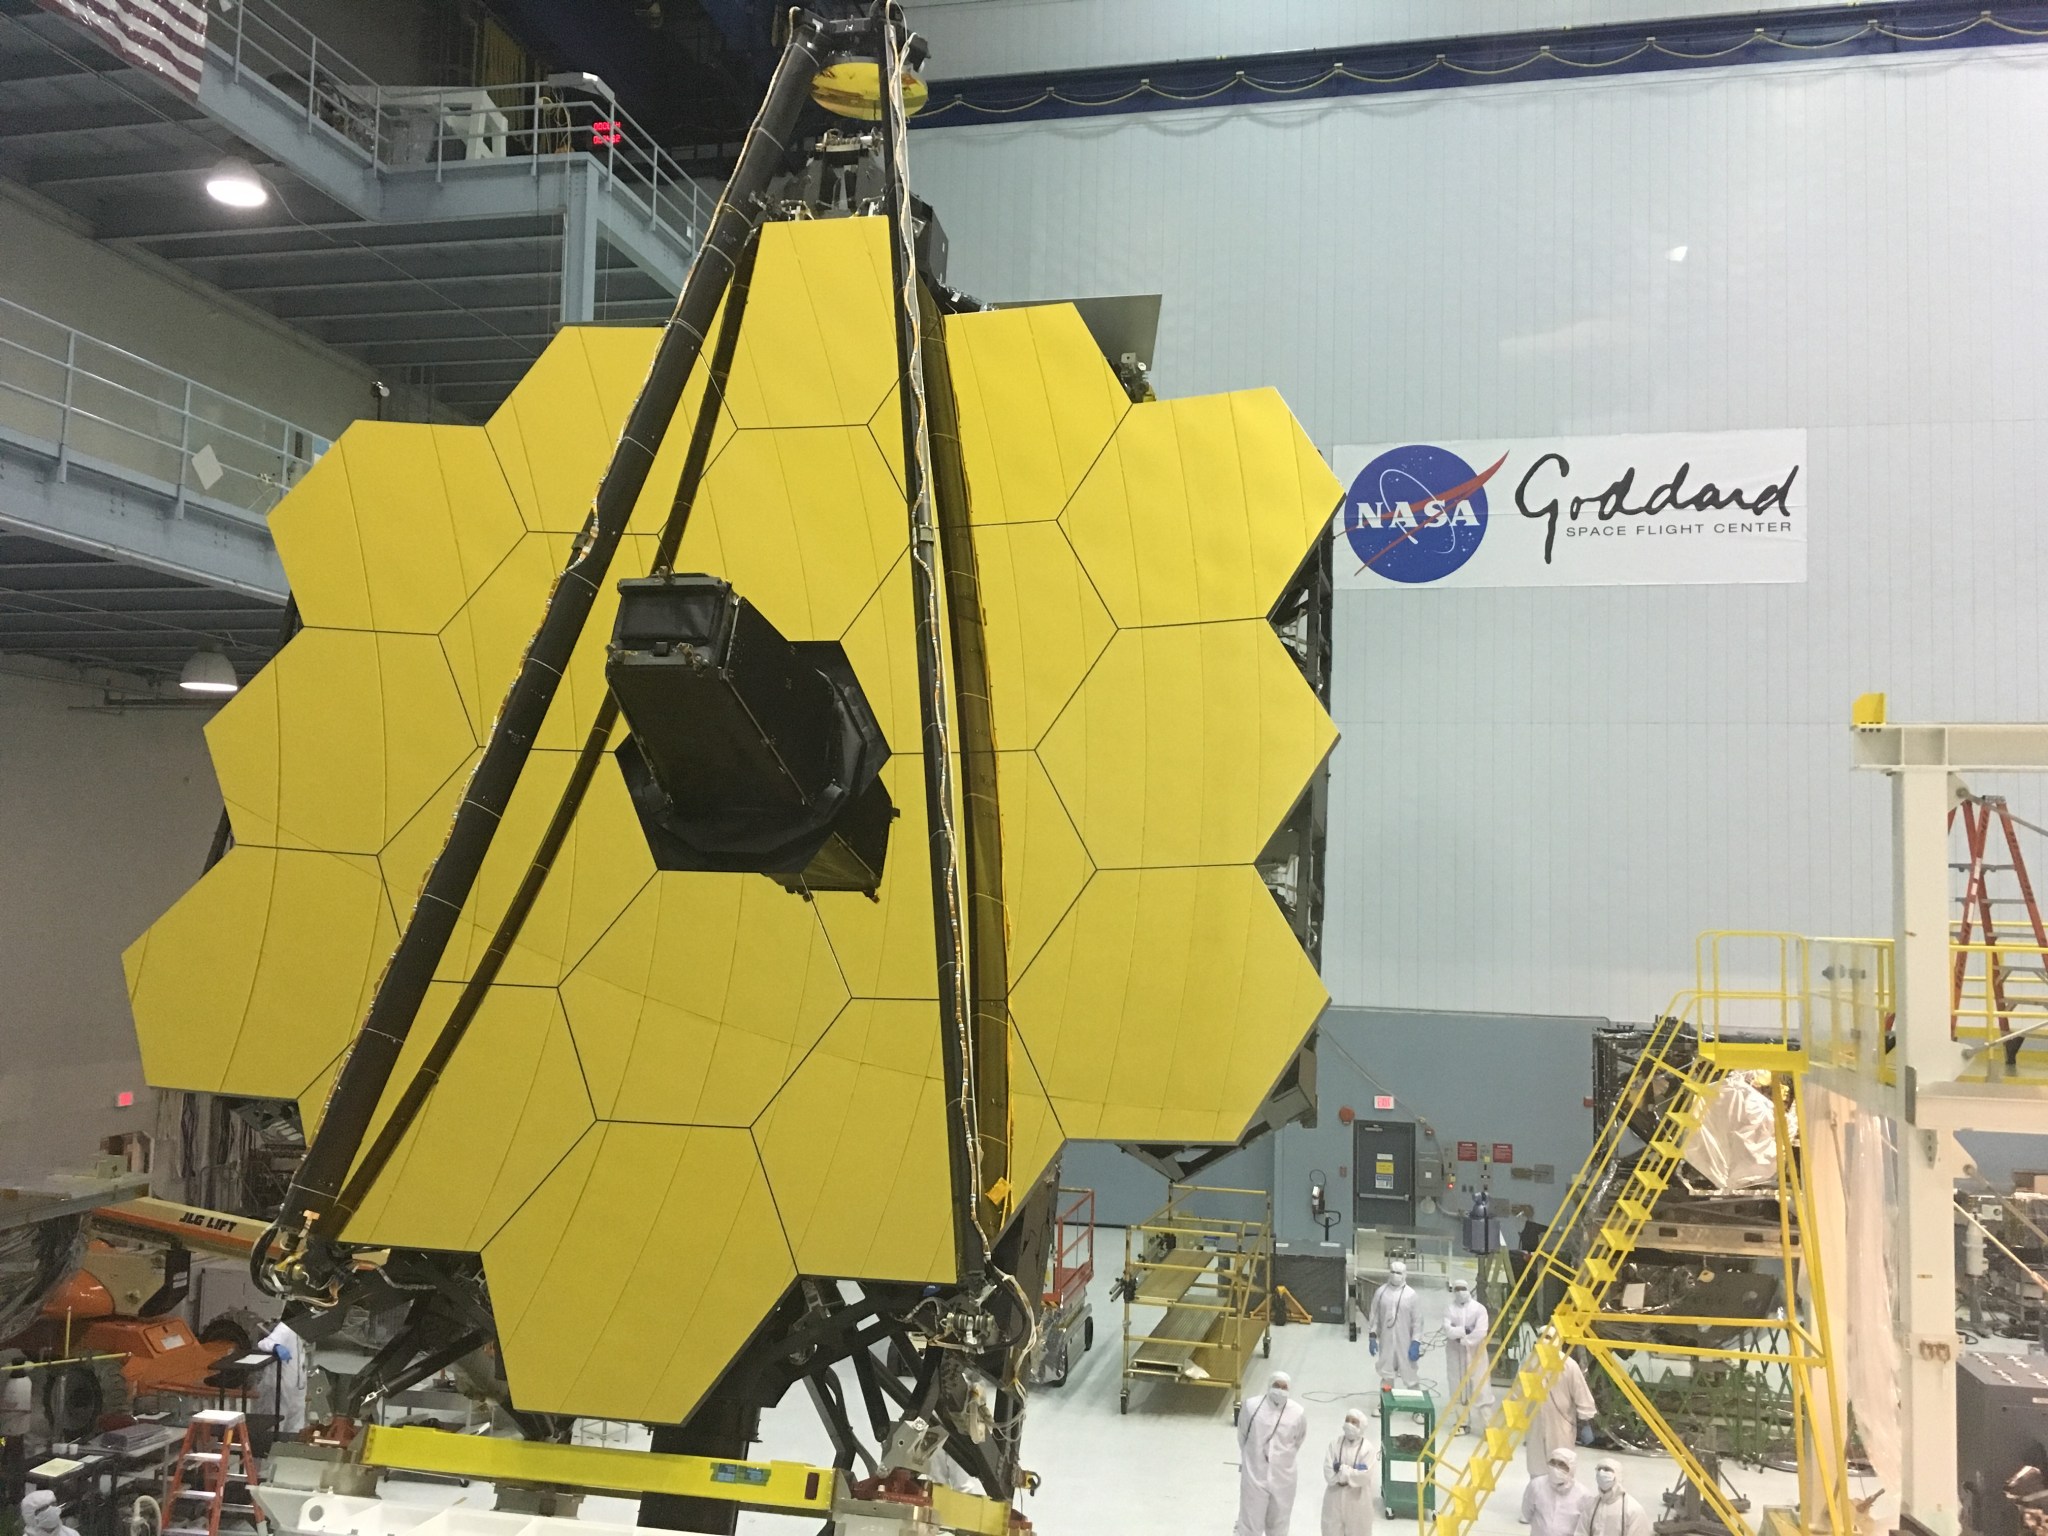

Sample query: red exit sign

[1372,1094,1395,1111]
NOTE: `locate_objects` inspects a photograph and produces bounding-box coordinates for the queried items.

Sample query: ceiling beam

[0,631,270,648]
[218,268,557,299]
[0,110,198,142]
[170,232,557,267]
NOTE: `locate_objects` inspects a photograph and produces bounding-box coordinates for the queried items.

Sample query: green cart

[1379,1384,1437,1520]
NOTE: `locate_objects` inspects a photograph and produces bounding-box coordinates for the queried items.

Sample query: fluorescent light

[179,651,239,694]
[205,157,268,209]
[1665,244,1689,263]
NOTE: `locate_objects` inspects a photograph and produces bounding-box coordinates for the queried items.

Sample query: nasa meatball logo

[1340,443,1508,585]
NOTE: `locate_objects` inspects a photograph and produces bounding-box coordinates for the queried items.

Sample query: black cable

[328,233,762,1225]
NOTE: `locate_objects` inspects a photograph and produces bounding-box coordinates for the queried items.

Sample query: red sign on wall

[1373,1094,1395,1111]
[1493,1143,1515,1164]
[592,119,623,147]
[1456,1140,1479,1162]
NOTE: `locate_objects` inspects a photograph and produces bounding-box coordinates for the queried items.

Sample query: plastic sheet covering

[0,1215,85,1341]
[1806,1084,1902,1514]
[1681,1072,1781,1191]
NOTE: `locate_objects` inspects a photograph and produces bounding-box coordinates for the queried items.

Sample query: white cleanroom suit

[1319,1409,1376,1536]
[1367,1262,1420,1388]
[1236,1373,1310,1536]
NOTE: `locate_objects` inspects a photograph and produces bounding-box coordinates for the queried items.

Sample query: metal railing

[0,295,321,517]
[1953,938,2048,1081]
[210,0,718,252]
[1806,935,1895,1084]
[1696,929,1808,1058]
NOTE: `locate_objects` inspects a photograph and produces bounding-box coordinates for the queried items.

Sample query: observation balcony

[0,0,709,420]
[0,293,293,682]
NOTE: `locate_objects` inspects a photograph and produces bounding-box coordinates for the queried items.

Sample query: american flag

[36,0,209,99]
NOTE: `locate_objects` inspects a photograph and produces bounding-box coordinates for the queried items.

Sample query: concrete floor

[353,1249,1895,1536]
[734,1256,1830,1535]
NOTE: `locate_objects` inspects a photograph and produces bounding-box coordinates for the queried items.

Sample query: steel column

[1894,764,1965,1536]
[560,160,599,325]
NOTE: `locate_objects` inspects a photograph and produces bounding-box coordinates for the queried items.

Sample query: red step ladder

[1950,793,2048,1066]
[162,1409,262,1536]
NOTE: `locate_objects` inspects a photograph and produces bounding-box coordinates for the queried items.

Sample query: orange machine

[8,1200,276,1431]
[36,1253,242,1397]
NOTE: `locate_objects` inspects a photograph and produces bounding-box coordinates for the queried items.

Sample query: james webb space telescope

[609,575,893,893]
[123,3,1341,1528]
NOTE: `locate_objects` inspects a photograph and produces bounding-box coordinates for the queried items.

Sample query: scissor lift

[1026,1187,1096,1387]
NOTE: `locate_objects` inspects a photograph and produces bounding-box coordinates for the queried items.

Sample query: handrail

[0,293,321,517]
[1421,1004,1703,1523]
[1697,929,1807,1054]
[210,0,717,249]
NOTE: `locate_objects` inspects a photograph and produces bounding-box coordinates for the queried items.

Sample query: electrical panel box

[1415,1150,1443,1202]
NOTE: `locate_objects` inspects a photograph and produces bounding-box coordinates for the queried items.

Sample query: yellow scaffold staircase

[1421,943,1852,1536]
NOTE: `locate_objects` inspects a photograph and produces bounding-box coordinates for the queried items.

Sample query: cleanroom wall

[910,43,2048,1021]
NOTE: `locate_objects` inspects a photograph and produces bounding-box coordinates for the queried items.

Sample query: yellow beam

[358,1426,833,1514]
[1699,1042,1807,1072]
[1581,1337,1817,1366]
[930,1484,1013,1536]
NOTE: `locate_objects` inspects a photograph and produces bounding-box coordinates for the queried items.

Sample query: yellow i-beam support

[358,1425,835,1515]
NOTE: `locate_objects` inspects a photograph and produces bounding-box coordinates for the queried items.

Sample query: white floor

[352,1252,1893,1535]
[732,1255,1832,1535]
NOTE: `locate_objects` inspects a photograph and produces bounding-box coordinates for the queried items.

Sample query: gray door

[1353,1118,1417,1228]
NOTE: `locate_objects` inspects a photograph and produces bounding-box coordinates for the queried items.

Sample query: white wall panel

[908,0,1915,81]
[0,667,221,1180]
[0,186,391,438]
[911,47,2048,1018]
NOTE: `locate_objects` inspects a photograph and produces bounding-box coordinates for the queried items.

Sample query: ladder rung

[1485,1424,1516,1462]
[1648,1140,1684,1160]
[1586,1255,1618,1284]
[1596,1222,1632,1251]
[182,1453,223,1464]
[172,1491,216,1503]
[1633,1166,1669,1192]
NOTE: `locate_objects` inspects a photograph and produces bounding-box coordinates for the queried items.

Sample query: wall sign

[1493,1143,1515,1164]
[1456,1140,1479,1162]
[1330,430,1806,588]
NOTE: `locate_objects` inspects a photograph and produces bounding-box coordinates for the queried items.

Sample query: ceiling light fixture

[1666,244,1690,263]
[179,651,239,694]
[205,156,268,209]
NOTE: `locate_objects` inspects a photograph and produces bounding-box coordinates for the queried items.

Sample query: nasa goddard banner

[1330,430,1806,589]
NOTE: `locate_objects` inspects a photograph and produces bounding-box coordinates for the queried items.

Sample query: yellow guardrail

[1695,931,1809,1070]
[1952,938,2048,1080]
